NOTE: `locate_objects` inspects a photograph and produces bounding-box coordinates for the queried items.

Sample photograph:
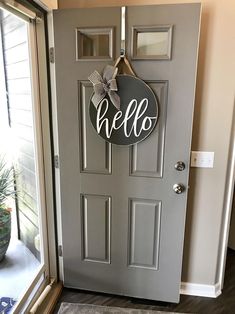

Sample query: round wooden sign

[89,75,159,146]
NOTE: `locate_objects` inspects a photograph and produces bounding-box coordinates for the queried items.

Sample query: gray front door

[53,4,201,303]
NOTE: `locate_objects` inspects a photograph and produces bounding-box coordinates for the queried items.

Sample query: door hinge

[49,47,55,63]
[58,245,63,257]
[54,155,59,168]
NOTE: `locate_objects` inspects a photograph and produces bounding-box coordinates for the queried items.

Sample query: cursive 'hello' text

[96,98,157,139]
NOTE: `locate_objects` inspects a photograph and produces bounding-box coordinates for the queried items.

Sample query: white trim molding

[180,282,221,298]
[216,103,235,289]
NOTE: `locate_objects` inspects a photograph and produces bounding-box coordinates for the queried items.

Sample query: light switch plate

[191,151,214,168]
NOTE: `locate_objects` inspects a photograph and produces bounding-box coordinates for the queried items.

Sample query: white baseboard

[180,282,221,298]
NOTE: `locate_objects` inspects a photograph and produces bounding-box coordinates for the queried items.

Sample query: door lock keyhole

[173,183,185,194]
[175,161,185,171]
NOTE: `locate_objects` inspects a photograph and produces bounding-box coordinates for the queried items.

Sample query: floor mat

[58,303,185,314]
[0,297,16,314]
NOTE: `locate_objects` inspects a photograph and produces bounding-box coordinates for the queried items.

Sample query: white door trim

[215,103,235,290]
[28,18,50,280]
[33,12,58,280]
[180,282,221,298]
[47,11,64,281]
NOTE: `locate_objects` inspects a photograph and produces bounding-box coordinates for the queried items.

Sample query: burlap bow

[88,65,120,110]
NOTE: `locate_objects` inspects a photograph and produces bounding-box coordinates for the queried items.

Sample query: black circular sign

[89,75,159,146]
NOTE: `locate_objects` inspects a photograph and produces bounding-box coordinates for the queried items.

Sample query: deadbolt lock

[173,183,185,194]
[175,161,185,171]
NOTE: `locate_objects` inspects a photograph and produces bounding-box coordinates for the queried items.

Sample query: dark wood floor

[54,249,235,314]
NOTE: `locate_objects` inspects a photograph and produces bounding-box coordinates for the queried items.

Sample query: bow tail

[91,93,105,109]
[88,70,103,85]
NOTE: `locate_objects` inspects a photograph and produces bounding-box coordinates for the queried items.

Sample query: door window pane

[137,32,168,56]
[132,26,173,60]
[76,28,113,60]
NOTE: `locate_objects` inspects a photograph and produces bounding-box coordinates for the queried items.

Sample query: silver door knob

[173,183,185,194]
[175,161,185,171]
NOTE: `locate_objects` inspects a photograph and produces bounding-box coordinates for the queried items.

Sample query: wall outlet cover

[191,151,214,168]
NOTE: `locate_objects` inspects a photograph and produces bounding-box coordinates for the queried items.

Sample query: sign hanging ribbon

[88,65,120,110]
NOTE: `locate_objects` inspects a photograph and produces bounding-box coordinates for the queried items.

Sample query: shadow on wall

[228,192,235,250]
[227,97,235,251]
[181,6,212,281]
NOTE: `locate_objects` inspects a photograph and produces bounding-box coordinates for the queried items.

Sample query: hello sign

[89,66,159,146]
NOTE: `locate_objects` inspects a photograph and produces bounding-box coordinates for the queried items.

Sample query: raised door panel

[130,82,167,177]
[81,194,111,263]
[79,81,112,174]
[128,198,161,269]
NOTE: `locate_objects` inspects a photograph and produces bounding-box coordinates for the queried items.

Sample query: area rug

[58,303,181,314]
[0,297,16,314]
